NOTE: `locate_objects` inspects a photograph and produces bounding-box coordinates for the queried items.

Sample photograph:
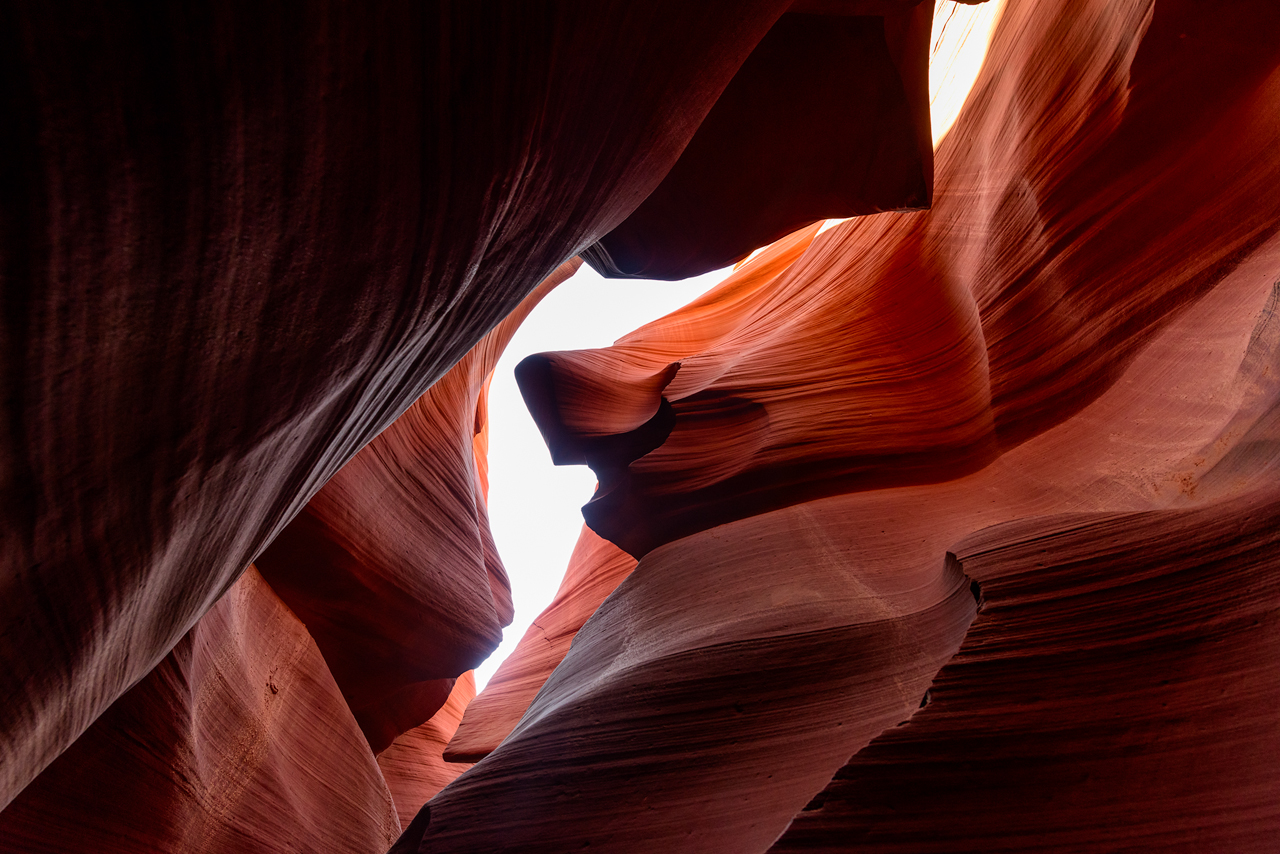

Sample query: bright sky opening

[476,0,1005,690]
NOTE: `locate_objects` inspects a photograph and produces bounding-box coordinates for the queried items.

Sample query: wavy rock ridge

[4,0,1280,852]
[415,0,1280,850]
[0,261,574,851]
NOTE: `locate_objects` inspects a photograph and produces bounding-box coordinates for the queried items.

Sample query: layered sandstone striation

[445,525,637,762]
[378,674,477,831]
[254,258,580,753]
[5,0,1280,851]
[405,0,1280,850]
[0,2,797,806]
[0,262,575,850]
[771,486,1280,852]
[0,566,402,854]
[521,0,1280,561]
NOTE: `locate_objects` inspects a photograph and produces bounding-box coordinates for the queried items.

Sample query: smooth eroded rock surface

[407,0,1280,850]
[0,2,792,805]
[255,259,581,753]
[522,0,1280,559]
[0,567,401,854]
[445,525,637,762]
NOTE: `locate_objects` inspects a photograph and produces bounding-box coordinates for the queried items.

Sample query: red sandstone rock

[0,256,576,851]
[408,514,978,852]
[521,0,1280,560]
[445,525,638,762]
[0,3,794,807]
[0,566,401,854]
[404,0,1280,850]
[7,0,1280,849]
[412,216,1280,851]
[770,486,1280,852]
[378,673,476,831]
[255,259,581,753]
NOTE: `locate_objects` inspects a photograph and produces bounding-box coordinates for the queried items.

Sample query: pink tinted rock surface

[378,673,476,830]
[0,2,793,805]
[415,217,1280,852]
[7,0,1280,850]
[771,486,1280,852]
[406,0,1280,850]
[0,256,578,851]
[446,525,638,762]
[255,259,581,753]
[411,514,978,852]
[0,566,401,854]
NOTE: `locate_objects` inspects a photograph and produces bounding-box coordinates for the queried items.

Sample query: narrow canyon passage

[2,1,1279,853]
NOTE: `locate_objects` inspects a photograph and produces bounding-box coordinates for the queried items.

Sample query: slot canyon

[2,1,1279,851]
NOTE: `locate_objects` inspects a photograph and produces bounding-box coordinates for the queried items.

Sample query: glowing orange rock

[408,0,1280,850]
[521,0,1280,560]
[0,3,792,806]
[416,218,1280,851]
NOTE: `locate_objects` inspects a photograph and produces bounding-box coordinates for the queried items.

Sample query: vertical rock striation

[255,258,581,753]
[0,261,579,849]
[0,567,402,854]
[0,2,792,806]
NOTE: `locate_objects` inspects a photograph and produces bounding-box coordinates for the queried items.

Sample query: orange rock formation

[445,526,637,762]
[0,3,793,807]
[404,0,1280,850]
[4,0,1280,852]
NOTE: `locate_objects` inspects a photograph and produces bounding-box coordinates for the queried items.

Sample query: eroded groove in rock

[522,0,1280,559]
[255,259,580,753]
[422,217,1280,849]
[0,567,401,854]
[7,0,1280,847]
[415,509,979,853]
[378,673,476,830]
[446,525,638,763]
[770,487,1280,852]
[0,2,794,805]
[413,1,1280,848]
[0,255,582,849]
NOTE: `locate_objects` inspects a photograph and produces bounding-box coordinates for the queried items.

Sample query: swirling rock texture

[404,0,1280,851]
[445,525,637,762]
[522,0,1280,561]
[771,488,1280,853]
[0,1,797,808]
[0,566,403,854]
[0,258,571,851]
[253,256,580,754]
[378,673,477,831]
[6,0,1280,852]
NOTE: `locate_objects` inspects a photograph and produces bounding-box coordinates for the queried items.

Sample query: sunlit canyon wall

[2,0,1279,852]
